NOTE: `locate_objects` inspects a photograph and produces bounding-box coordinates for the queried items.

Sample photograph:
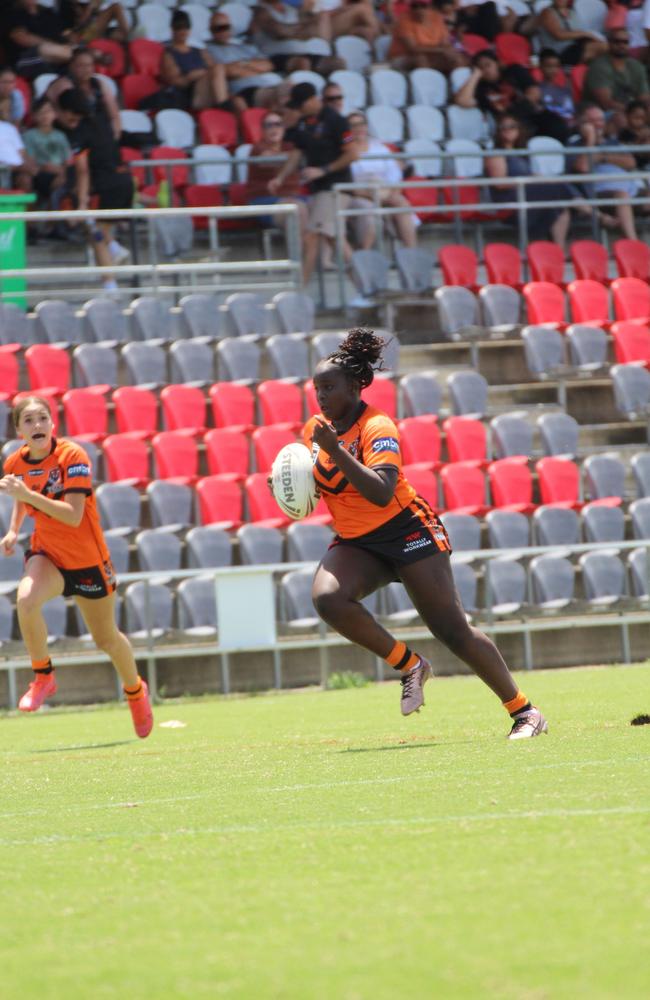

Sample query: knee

[16,585,42,617]
[432,613,474,654]
[312,588,346,623]
[90,625,122,655]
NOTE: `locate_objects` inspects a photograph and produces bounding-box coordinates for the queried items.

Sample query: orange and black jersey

[4,437,110,570]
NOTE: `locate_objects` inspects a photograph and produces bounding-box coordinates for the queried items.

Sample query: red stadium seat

[195,475,243,529]
[120,147,147,189]
[244,472,290,528]
[25,344,70,395]
[112,386,158,438]
[523,281,566,328]
[397,415,442,470]
[150,146,189,189]
[129,39,164,78]
[402,465,439,510]
[438,244,478,288]
[488,458,536,514]
[62,389,108,442]
[160,384,207,434]
[198,109,238,147]
[484,242,522,288]
[89,40,126,79]
[152,431,199,484]
[102,434,150,486]
[571,63,587,103]
[610,321,650,366]
[570,240,609,283]
[204,428,250,480]
[461,33,490,55]
[442,416,487,466]
[303,379,319,416]
[14,77,31,119]
[613,238,650,281]
[403,180,441,223]
[527,241,565,284]
[612,277,650,323]
[536,457,582,509]
[531,65,568,87]
[185,184,226,230]
[252,425,297,472]
[567,279,610,327]
[121,73,159,110]
[440,183,490,223]
[362,375,397,417]
[257,380,304,428]
[240,107,267,145]
[209,382,255,432]
[440,462,490,516]
[495,32,531,66]
[0,351,19,397]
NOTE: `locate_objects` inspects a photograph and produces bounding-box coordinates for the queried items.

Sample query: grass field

[1,664,649,1000]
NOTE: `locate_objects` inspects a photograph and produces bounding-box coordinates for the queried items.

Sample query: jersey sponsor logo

[67,463,90,478]
[28,469,44,477]
[371,437,399,454]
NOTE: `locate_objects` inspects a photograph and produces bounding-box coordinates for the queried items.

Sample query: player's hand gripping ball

[271,443,319,520]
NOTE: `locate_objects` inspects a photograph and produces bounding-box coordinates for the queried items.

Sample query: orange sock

[386,640,420,673]
[32,656,53,675]
[503,691,531,716]
[124,679,143,701]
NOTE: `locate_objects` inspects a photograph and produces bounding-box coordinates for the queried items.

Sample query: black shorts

[26,550,117,599]
[94,172,134,210]
[330,501,452,577]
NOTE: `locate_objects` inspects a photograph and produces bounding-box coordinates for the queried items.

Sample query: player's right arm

[312,418,398,507]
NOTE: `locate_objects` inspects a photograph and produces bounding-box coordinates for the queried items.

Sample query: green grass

[1,664,650,1000]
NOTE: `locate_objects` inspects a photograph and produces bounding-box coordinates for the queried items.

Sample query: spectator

[14,97,72,211]
[511,77,571,142]
[159,10,229,112]
[47,47,121,140]
[56,88,133,291]
[536,0,608,65]
[538,48,575,124]
[456,1,502,42]
[454,49,531,115]
[583,28,650,127]
[568,103,641,239]
[251,0,330,73]
[59,0,130,44]
[389,0,467,74]
[605,0,647,61]
[0,67,26,125]
[268,82,373,284]
[306,0,382,44]
[206,10,283,108]
[6,0,74,79]
[347,111,419,249]
[246,111,308,240]
[485,113,572,252]
[618,98,650,167]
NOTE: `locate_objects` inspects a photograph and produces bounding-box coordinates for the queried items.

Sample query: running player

[302,329,547,739]
[0,396,153,737]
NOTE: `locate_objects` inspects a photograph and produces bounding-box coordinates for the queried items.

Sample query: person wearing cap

[268,81,373,284]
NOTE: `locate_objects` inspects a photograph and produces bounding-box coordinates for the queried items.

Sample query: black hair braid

[327,328,387,390]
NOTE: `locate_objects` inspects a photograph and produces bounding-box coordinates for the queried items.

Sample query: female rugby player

[304,330,547,739]
[0,396,153,737]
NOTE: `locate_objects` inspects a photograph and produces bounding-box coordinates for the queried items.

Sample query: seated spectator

[47,46,121,140]
[0,67,26,125]
[454,49,531,115]
[618,98,650,168]
[59,0,130,45]
[511,77,571,142]
[347,111,419,249]
[206,10,283,108]
[456,1,502,43]
[159,10,229,112]
[485,113,572,252]
[538,48,575,124]
[605,0,647,61]
[568,103,642,240]
[305,0,381,44]
[14,97,72,210]
[583,28,650,128]
[536,0,608,65]
[6,0,74,79]
[251,0,331,73]
[268,82,373,284]
[246,111,308,239]
[389,0,467,74]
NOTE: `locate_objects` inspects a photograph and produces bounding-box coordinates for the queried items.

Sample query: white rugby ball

[271,442,318,520]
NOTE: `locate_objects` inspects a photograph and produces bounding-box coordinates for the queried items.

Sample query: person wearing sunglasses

[160,10,229,111]
[389,0,467,74]
[246,112,309,238]
[206,13,283,108]
[582,28,650,128]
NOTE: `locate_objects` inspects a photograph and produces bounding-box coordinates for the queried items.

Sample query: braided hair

[327,328,386,390]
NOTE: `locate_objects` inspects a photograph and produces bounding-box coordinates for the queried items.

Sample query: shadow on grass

[32,739,136,754]
[341,742,438,753]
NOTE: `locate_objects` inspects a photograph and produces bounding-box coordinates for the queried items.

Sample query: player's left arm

[312,418,398,507]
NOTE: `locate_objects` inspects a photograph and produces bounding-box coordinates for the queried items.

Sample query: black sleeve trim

[60,487,92,497]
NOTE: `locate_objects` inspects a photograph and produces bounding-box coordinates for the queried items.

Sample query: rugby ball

[271,443,318,520]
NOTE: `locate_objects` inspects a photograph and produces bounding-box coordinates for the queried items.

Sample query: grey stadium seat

[395,247,434,293]
[631,451,650,498]
[521,325,567,379]
[490,413,533,460]
[122,341,167,389]
[583,454,626,503]
[34,299,81,345]
[485,558,526,615]
[630,497,650,539]
[280,568,319,628]
[451,560,478,615]
[217,337,261,382]
[581,502,625,544]
[377,334,400,374]
[0,302,31,345]
[447,370,488,418]
[381,581,419,624]
[185,526,232,568]
[0,595,14,644]
[485,510,530,550]
[434,286,481,341]
[177,577,218,637]
[266,334,310,380]
[130,296,173,342]
[82,298,129,344]
[69,438,100,482]
[104,530,130,575]
[579,551,626,607]
[311,332,346,364]
[628,547,650,600]
[224,292,269,337]
[124,581,174,638]
[273,291,315,335]
[0,397,10,442]
[178,293,222,341]
[611,363,650,419]
[478,285,521,334]
[532,505,580,547]
[73,343,118,388]
[537,412,579,459]
[237,524,284,565]
[96,482,142,536]
[399,371,443,417]
[566,325,608,372]
[135,528,183,573]
[74,596,122,640]
[350,250,389,298]
[439,512,480,553]
[169,339,215,387]
[0,543,25,594]
[146,481,193,532]
[286,522,333,562]
[530,554,575,611]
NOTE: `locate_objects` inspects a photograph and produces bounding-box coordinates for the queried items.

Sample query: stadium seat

[567,279,610,327]
[527,242,565,285]
[134,5,169,43]
[104,532,129,575]
[191,145,232,186]
[25,344,70,395]
[397,415,442,470]
[571,240,609,283]
[487,459,536,514]
[565,324,608,372]
[521,325,567,379]
[610,322,650,365]
[446,106,488,141]
[272,291,315,336]
[438,245,478,288]
[197,109,238,148]
[178,293,222,341]
[485,558,527,615]
[402,466,439,510]
[527,135,565,177]
[244,472,289,528]
[350,249,389,298]
[490,413,532,461]
[434,287,481,341]
[484,243,522,288]
[209,381,255,431]
[366,104,404,144]
[0,352,19,397]
[580,551,625,607]
[535,457,582,509]
[177,578,218,637]
[395,246,434,292]
[442,416,487,465]
[186,525,233,568]
[583,454,625,506]
[112,386,158,438]
[120,110,152,137]
[280,567,319,628]
[237,524,284,565]
[370,68,408,107]
[406,105,445,141]
[380,581,420,625]
[479,285,521,334]
[0,302,29,346]
[252,425,297,472]
[217,338,261,383]
[399,372,442,418]
[130,296,174,343]
[329,69,367,113]
[522,282,566,327]
[627,548,650,600]
[530,554,575,610]
[120,146,148,192]
[495,32,531,65]
[128,38,164,78]
[611,363,650,419]
[410,67,447,107]
[461,33,490,55]
[362,375,397,417]
[160,384,207,434]
[613,238,650,281]
[447,371,488,419]
[537,412,579,459]
[440,463,489,516]
[151,431,199,484]
[265,335,310,381]
[169,340,216,386]
[257,380,304,428]
[121,342,167,389]
[185,183,225,231]
[311,333,347,366]
[286,522,334,562]
[612,277,650,324]
[485,509,530,550]
[195,475,243,529]
[73,343,118,389]
[61,389,108,442]
[124,581,173,639]
[34,299,81,345]
[439,512,480,553]
[630,496,650,537]
[532,505,580,546]
[224,292,269,338]
[90,39,126,79]
[451,561,479,615]
[204,428,250,481]
[631,452,650,498]
[102,435,150,487]
[146,480,193,532]
[150,146,190,190]
[570,63,588,103]
[135,528,183,574]
[121,73,159,110]
[582,502,625,543]
[334,35,372,72]
[239,107,266,145]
